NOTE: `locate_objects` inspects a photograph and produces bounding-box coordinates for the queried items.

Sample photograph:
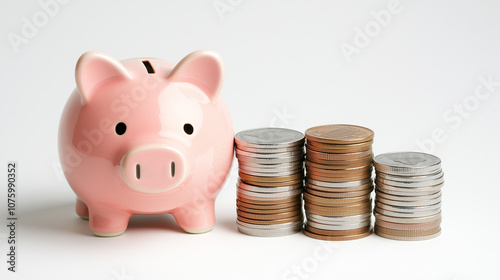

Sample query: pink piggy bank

[58,50,234,237]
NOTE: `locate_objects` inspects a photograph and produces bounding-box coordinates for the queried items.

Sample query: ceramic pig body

[58,51,234,236]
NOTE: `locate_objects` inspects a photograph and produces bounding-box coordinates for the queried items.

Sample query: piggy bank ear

[75,51,132,103]
[168,50,224,102]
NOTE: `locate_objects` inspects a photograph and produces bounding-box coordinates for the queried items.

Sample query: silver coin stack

[234,128,305,237]
[373,152,444,241]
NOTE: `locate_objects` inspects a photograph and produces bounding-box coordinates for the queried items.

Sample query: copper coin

[238,171,304,183]
[374,211,441,224]
[375,218,442,231]
[306,148,373,161]
[306,182,373,192]
[237,209,302,220]
[307,139,374,151]
[305,159,373,170]
[306,154,373,166]
[237,204,300,215]
[305,187,373,198]
[374,225,441,237]
[306,143,373,154]
[305,204,371,217]
[237,193,301,204]
[305,224,371,236]
[237,198,301,210]
[305,124,374,144]
[307,177,372,188]
[306,165,372,178]
[303,228,372,241]
[307,173,371,182]
[375,229,441,241]
[238,179,303,192]
[241,178,304,187]
[237,215,303,225]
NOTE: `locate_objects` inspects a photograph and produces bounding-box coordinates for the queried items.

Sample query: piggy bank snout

[122,146,186,193]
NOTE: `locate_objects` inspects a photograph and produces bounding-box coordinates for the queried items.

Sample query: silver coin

[306,177,372,188]
[238,163,303,174]
[374,206,441,218]
[237,193,302,202]
[376,183,443,193]
[305,220,371,231]
[375,174,444,188]
[375,185,441,197]
[306,213,371,223]
[376,169,443,182]
[236,149,304,159]
[375,189,442,201]
[235,128,305,148]
[374,211,442,224]
[236,160,303,169]
[307,218,371,230]
[237,188,303,199]
[373,152,441,175]
[236,219,303,230]
[237,180,303,193]
[376,195,442,207]
[239,169,303,177]
[236,145,304,154]
[375,201,442,213]
[237,154,305,165]
[237,224,303,237]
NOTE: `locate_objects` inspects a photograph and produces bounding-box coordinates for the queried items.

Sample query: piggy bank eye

[183,123,194,135]
[115,122,127,135]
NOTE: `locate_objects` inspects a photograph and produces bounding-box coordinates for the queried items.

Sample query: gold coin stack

[234,128,305,237]
[303,124,374,241]
[373,152,444,241]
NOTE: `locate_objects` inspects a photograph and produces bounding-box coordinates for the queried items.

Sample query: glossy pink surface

[58,50,234,236]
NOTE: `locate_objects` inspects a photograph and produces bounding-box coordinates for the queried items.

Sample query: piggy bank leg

[87,206,131,237]
[172,200,216,234]
[75,198,89,220]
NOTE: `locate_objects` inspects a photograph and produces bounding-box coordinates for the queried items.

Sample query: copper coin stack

[234,128,305,237]
[303,124,374,241]
[373,152,444,241]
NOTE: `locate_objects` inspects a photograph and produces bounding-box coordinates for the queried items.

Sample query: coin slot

[136,164,141,179]
[171,161,175,177]
[142,60,155,74]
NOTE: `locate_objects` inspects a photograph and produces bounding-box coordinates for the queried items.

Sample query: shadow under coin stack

[234,128,305,237]
[373,152,443,241]
[303,124,374,241]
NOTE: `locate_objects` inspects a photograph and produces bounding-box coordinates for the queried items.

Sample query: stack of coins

[303,124,374,241]
[234,128,305,237]
[373,152,443,241]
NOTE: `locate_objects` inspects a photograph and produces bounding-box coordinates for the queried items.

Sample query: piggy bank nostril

[136,164,141,179]
[171,161,175,177]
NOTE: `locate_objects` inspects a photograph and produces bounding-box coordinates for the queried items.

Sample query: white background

[1,0,499,279]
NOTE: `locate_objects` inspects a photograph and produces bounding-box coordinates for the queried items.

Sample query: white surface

[1,0,499,279]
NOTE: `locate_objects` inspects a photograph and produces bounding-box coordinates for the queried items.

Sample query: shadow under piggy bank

[21,202,190,237]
